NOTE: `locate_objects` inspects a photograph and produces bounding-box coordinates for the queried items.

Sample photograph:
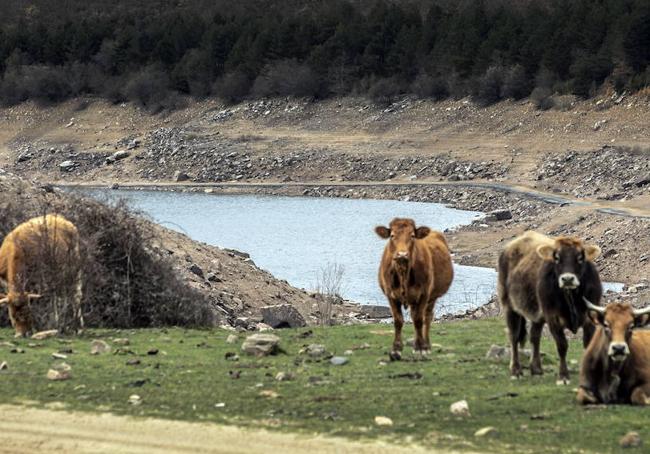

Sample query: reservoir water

[79,189,622,316]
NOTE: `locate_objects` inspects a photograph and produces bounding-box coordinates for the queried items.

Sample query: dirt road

[0,405,468,454]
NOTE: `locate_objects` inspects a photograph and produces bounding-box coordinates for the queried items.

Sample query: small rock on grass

[90,340,111,355]
[450,400,470,417]
[330,356,349,366]
[113,338,130,346]
[52,353,67,360]
[241,334,281,357]
[147,348,159,355]
[0,361,7,370]
[374,416,393,427]
[226,334,238,344]
[259,390,279,399]
[31,330,58,340]
[128,394,142,406]
[47,366,71,381]
[126,359,141,366]
[474,427,498,437]
[275,372,295,381]
[620,432,642,448]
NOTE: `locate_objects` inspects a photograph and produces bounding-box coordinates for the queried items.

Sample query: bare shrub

[530,86,554,110]
[123,66,173,111]
[314,262,345,326]
[501,65,530,100]
[410,72,449,100]
[252,60,320,98]
[0,182,213,331]
[212,71,251,104]
[367,77,402,105]
[474,66,505,106]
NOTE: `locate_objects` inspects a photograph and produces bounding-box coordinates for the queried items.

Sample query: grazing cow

[497,231,602,384]
[0,214,83,337]
[375,218,453,359]
[578,300,650,405]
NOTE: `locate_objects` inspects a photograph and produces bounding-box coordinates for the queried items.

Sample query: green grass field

[0,319,647,453]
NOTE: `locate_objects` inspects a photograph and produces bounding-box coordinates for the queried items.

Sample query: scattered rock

[474,426,498,437]
[225,352,240,361]
[128,394,142,405]
[0,361,7,370]
[359,305,392,319]
[486,345,509,361]
[620,431,642,448]
[275,371,295,381]
[330,356,349,366]
[259,390,279,399]
[147,348,159,355]
[450,400,470,417]
[300,344,329,359]
[90,340,110,355]
[374,416,393,427]
[226,334,239,344]
[47,363,72,381]
[58,160,76,172]
[261,304,306,328]
[51,353,68,360]
[486,209,513,221]
[113,338,130,346]
[126,359,141,366]
[241,333,281,356]
[173,170,190,182]
[31,330,58,340]
[189,264,204,278]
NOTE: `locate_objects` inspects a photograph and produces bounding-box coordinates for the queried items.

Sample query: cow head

[537,237,600,290]
[0,291,41,337]
[375,218,430,269]
[584,299,650,363]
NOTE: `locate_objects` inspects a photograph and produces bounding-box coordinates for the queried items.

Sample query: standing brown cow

[375,218,453,359]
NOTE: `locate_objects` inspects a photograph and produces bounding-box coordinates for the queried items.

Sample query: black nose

[612,345,626,355]
[562,276,573,283]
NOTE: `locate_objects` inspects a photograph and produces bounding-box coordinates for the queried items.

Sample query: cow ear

[415,226,430,239]
[536,244,555,261]
[375,226,390,239]
[585,245,601,261]
[635,314,650,328]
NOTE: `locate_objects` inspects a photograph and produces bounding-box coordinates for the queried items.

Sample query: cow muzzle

[608,342,629,361]
[393,251,409,264]
[558,273,580,290]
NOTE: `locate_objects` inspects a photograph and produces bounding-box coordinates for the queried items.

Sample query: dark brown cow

[375,218,453,359]
[0,214,83,337]
[578,300,650,405]
[497,231,602,384]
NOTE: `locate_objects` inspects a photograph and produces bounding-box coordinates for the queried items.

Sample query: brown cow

[577,300,650,405]
[0,214,83,337]
[375,218,453,359]
[497,231,602,384]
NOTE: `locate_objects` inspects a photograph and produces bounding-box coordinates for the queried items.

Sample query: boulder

[620,431,642,448]
[90,340,111,355]
[487,209,513,221]
[31,330,58,340]
[450,400,470,417]
[59,160,76,172]
[241,333,281,357]
[359,305,392,319]
[261,304,306,328]
[188,264,204,278]
[174,171,190,182]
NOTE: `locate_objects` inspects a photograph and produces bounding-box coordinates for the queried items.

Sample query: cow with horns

[497,231,603,384]
[577,299,650,405]
[0,214,83,337]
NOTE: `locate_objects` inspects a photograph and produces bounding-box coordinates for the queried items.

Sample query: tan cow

[0,214,83,337]
[578,300,650,405]
[375,218,453,359]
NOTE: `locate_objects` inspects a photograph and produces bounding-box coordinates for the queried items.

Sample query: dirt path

[0,405,468,454]
[64,179,650,220]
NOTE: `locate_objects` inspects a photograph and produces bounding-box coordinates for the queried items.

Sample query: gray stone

[487,209,513,221]
[189,264,204,278]
[174,171,190,182]
[113,150,130,161]
[620,431,642,448]
[261,304,306,328]
[59,160,76,171]
[359,305,392,319]
[301,344,328,358]
[486,344,509,361]
[241,333,281,357]
[330,356,349,366]
[90,340,110,355]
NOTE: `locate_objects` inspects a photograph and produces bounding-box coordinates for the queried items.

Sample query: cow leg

[549,323,570,385]
[422,300,436,355]
[74,270,84,332]
[529,320,544,375]
[412,303,426,356]
[505,309,525,378]
[389,299,404,360]
[630,384,650,405]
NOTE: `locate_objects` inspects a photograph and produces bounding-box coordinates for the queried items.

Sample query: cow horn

[582,297,605,314]
[633,306,650,316]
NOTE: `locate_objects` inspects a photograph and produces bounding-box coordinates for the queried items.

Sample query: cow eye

[577,254,584,264]
[553,252,560,263]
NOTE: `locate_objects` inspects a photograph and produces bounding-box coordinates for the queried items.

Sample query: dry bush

[0,185,213,331]
[314,262,345,326]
